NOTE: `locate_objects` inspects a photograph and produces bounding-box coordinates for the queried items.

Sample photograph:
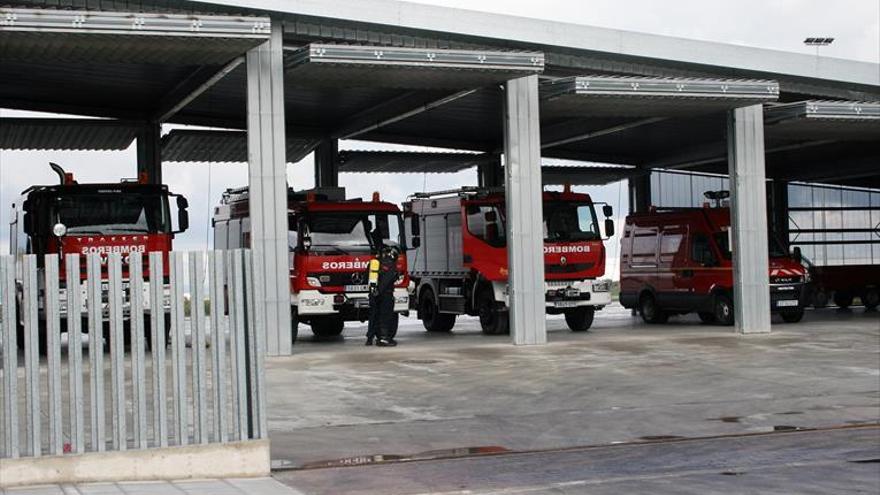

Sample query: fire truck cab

[404,186,614,335]
[8,163,188,349]
[213,187,409,343]
[619,196,807,325]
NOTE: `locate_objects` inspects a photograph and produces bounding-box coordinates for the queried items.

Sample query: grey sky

[1,0,877,279]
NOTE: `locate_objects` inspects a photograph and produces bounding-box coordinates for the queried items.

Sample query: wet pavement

[266,304,879,493]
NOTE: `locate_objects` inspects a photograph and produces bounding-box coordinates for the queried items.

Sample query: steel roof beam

[541,117,666,149]
[542,76,780,100]
[152,56,245,123]
[765,100,880,123]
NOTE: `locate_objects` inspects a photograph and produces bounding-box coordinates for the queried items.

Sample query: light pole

[804,37,834,57]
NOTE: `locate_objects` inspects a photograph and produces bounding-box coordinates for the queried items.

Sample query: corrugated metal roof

[0,118,139,150]
[160,129,319,164]
[541,165,644,186]
[338,150,494,173]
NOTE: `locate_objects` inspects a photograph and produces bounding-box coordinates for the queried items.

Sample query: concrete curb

[0,439,270,488]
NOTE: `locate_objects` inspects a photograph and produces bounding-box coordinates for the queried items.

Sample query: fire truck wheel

[862,288,878,311]
[698,312,717,324]
[639,293,668,324]
[713,294,735,326]
[311,316,344,339]
[781,310,804,323]
[833,291,854,309]
[564,307,594,332]
[419,289,455,332]
[291,306,300,344]
[812,289,829,309]
[478,288,509,335]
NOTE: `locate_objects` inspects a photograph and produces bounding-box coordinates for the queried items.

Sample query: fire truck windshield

[543,201,600,242]
[52,192,170,235]
[302,212,402,253]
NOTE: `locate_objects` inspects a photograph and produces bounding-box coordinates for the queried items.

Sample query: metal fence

[0,249,267,459]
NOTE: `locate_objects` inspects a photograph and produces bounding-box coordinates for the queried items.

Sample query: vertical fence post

[108,253,127,451]
[66,253,84,454]
[45,255,63,455]
[231,250,249,441]
[1,256,19,458]
[208,250,228,443]
[245,250,268,439]
[170,252,188,446]
[129,252,148,450]
[189,252,208,444]
[22,254,41,457]
[149,252,168,448]
[87,254,106,452]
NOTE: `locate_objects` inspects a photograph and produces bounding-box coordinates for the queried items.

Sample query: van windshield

[713,231,788,260]
[543,201,600,242]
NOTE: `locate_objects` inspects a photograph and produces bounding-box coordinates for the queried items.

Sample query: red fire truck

[8,163,189,349]
[213,187,409,343]
[619,202,807,325]
[403,186,614,334]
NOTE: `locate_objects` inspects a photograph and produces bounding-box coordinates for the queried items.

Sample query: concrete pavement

[1,478,301,495]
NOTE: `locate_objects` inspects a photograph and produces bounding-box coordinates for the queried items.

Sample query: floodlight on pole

[804,37,834,56]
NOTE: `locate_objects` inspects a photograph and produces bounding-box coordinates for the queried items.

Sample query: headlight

[306,276,322,287]
[593,280,611,292]
[300,298,325,307]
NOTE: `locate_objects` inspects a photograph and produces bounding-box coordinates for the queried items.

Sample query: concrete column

[246,20,292,355]
[503,75,546,345]
[727,105,771,334]
[478,155,503,188]
[314,139,339,188]
[769,180,790,251]
[628,173,651,213]
[136,123,162,184]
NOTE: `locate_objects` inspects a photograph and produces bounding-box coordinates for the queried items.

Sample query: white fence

[0,249,267,459]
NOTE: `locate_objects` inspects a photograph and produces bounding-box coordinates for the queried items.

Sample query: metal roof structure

[1,0,878,189]
[0,118,141,151]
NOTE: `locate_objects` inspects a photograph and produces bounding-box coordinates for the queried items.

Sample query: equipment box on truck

[213,187,409,343]
[619,196,806,325]
[403,186,614,334]
[8,163,189,350]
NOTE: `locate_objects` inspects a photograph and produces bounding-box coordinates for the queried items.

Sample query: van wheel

[713,294,735,326]
[833,291,853,309]
[781,310,804,323]
[639,293,668,324]
[698,312,716,324]
[311,316,344,339]
[291,306,300,345]
[862,288,879,311]
[565,307,594,332]
[420,289,455,332]
[478,288,509,335]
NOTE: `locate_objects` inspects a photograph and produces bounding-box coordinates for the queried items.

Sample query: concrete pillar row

[246,19,293,356]
[503,75,547,345]
[727,104,772,334]
[314,139,340,188]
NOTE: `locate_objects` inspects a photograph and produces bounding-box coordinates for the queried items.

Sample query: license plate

[776,300,799,307]
[344,285,369,292]
[553,301,578,308]
[354,299,370,308]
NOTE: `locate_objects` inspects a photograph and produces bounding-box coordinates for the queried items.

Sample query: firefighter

[366,245,400,347]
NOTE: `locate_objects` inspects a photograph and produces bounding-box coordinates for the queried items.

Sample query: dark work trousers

[367,294,380,341]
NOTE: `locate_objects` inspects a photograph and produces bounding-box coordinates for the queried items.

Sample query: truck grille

[545,262,594,274]
[310,271,368,287]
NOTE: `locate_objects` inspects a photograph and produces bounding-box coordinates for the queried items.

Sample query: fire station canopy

[160,129,318,165]
[0,118,141,151]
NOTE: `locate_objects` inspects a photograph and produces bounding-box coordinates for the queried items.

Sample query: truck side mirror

[411,236,421,248]
[173,195,189,234]
[604,219,615,238]
[603,205,613,218]
[792,246,802,263]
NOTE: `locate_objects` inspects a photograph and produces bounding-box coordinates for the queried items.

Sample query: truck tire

[310,316,344,339]
[698,312,716,324]
[833,291,854,309]
[419,289,455,332]
[713,294,735,326]
[862,288,879,311]
[812,289,829,309]
[564,307,594,332]
[291,306,300,345]
[477,288,508,335]
[781,310,804,323]
[639,293,668,324]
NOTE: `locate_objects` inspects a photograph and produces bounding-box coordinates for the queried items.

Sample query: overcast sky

[1,0,877,279]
